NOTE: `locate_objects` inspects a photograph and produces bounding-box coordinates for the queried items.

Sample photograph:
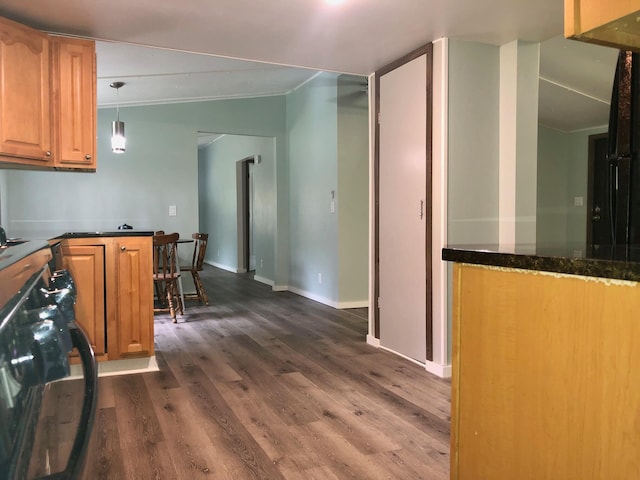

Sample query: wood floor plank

[111,374,177,479]
[81,265,450,480]
[83,407,128,480]
[143,381,235,479]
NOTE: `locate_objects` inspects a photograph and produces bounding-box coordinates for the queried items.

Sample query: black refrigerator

[605,50,640,256]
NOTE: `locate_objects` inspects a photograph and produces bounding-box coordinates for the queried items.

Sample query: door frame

[374,43,434,361]
[236,155,257,272]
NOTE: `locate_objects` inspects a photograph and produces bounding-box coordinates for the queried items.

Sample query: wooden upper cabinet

[0,16,52,164]
[51,36,96,170]
[0,15,97,171]
[565,0,640,51]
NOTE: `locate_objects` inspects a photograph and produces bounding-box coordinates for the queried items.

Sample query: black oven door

[26,324,97,480]
[0,262,98,480]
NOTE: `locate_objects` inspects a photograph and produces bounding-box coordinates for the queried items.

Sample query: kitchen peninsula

[54,231,155,365]
[443,244,640,480]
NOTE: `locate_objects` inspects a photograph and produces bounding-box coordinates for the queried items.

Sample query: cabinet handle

[85,154,92,160]
[45,151,51,157]
[121,246,126,251]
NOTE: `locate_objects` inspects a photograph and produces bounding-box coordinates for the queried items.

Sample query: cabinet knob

[85,154,92,160]
[120,246,126,251]
[45,151,51,157]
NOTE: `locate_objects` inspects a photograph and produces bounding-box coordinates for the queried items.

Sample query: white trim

[378,344,451,379]
[205,260,238,273]
[424,359,451,379]
[68,356,159,379]
[336,300,368,309]
[367,334,380,347]
[432,37,450,369]
[272,284,288,292]
[367,71,377,339]
[253,275,274,287]
[287,286,337,308]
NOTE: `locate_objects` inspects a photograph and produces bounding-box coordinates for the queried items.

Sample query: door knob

[592,214,601,221]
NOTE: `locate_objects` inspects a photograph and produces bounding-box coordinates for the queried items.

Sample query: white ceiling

[0,0,621,133]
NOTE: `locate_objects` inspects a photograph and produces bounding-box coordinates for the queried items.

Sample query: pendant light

[110,81,126,153]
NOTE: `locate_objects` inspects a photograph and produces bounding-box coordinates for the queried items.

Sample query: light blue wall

[537,124,606,245]
[3,95,289,278]
[447,39,500,244]
[537,125,570,244]
[198,134,276,281]
[287,73,339,303]
[3,76,369,307]
[337,75,369,305]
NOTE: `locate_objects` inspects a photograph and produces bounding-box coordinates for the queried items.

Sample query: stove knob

[50,269,76,298]
[39,287,76,324]
[25,305,73,353]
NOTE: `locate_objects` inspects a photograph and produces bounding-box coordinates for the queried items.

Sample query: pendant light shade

[110,81,126,154]
[111,120,125,153]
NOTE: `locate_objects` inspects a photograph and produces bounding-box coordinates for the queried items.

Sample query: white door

[379,54,427,362]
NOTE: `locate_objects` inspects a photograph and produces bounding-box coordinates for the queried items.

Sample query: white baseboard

[367,334,380,347]
[205,260,237,274]
[424,360,451,379]
[253,275,274,287]
[288,286,337,308]
[377,344,451,379]
[337,300,368,309]
[273,284,288,292]
[68,356,159,379]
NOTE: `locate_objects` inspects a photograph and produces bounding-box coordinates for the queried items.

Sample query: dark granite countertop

[442,243,640,282]
[57,231,155,238]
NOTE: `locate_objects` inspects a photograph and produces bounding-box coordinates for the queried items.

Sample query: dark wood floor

[62,266,450,479]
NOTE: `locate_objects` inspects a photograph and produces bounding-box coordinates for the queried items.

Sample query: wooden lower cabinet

[113,237,154,358]
[451,263,640,480]
[62,244,106,360]
[62,236,153,361]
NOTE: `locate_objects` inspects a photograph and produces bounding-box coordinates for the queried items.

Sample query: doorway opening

[237,155,258,273]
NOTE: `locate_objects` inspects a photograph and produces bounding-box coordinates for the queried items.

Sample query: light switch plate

[169,205,177,216]
[574,196,584,207]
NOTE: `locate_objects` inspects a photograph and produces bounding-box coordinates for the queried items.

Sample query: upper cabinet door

[51,36,96,170]
[0,16,52,163]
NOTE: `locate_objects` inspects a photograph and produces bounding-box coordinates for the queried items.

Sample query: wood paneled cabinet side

[451,262,640,480]
[565,0,640,51]
[0,16,52,165]
[113,237,154,359]
[50,36,96,170]
[62,243,107,360]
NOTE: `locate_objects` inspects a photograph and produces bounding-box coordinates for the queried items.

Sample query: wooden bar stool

[180,233,209,305]
[153,232,183,323]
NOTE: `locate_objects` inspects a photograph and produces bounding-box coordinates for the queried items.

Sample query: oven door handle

[35,322,97,480]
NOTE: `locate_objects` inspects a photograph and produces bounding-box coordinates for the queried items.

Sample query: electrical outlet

[318,273,322,284]
[169,205,177,216]
[260,259,264,268]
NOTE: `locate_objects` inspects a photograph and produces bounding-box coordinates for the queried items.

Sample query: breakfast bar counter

[442,244,640,480]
